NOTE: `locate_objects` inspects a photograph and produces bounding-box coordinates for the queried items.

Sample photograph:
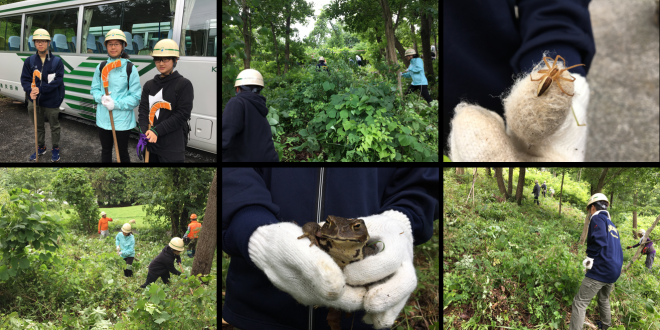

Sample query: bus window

[82,0,174,56]
[25,9,79,53]
[180,0,216,57]
[0,15,23,51]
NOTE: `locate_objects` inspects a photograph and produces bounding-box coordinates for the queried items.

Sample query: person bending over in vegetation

[184,213,202,258]
[98,211,113,239]
[116,223,136,277]
[532,180,541,206]
[222,69,279,162]
[569,193,622,330]
[140,237,184,288]
[626,229,655,273]
[316,57,330,75]
[541,181,547,198]
[401,49,432,105]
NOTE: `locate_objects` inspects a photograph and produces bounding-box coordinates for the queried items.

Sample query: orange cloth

[187,220,202,239]
[98,217,113,231]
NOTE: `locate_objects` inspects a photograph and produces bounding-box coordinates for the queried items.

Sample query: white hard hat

[100,212,106,216]
[169,237,185,251]
[121,223,132,233]
[319,56,325,61]
[32,28,51,41]
[587,193,609,208]
[404,49,416,56]
[234,69,264,87]
[639,229,646,236]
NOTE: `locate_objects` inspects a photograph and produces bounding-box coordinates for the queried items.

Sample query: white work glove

[116,246,120,252]
[449,57,589,162]
[101,94,115,111]
[343,210,417,329]
[248,222,366,311]
[582,257,594,270]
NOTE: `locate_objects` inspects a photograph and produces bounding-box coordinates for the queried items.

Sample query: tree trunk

[192,171,217,277]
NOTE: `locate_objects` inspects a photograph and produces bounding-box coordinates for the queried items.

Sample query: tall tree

[192,171,217,277]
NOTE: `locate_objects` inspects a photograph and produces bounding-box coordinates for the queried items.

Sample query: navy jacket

[20,50,65,108]
[222,91,279,162]
[585,210,623,283]
[221,168,439,330]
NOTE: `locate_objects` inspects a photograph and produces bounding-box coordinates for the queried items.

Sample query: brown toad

[298,215,377,269]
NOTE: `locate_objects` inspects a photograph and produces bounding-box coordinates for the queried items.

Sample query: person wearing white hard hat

[20,28,65,162]
[222,69,279,162]
[569,193,622,330]
[91,29,141,162]
[401,49,432,105]
[116,223,136,277]
[135,39,193,163]
[97,211,113,239]
[316,56,329,74]
[140,237,185,288]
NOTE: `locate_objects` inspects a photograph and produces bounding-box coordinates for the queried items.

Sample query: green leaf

[339,110,348,119]
[19,257,29,269]
[0,266,8,281]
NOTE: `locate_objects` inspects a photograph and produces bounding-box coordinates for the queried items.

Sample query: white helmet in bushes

[169,237,185,251]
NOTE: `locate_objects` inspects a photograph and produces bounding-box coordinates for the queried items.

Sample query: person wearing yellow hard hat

[20,28,65,162]
[140,237,185,288]
[91,29,141,163]
[183,213,202,258]
[222,69,279,162]
[135,39,193,163]
[401,49,432,105]
[569,193,622,330]
[116,223,136,277]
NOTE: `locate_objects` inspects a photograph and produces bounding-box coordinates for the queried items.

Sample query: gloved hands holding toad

[248,210,416,329]
[448,55,589,162]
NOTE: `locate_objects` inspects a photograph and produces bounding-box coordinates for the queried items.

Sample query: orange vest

[187,220,202,239]
[98,217,113,231]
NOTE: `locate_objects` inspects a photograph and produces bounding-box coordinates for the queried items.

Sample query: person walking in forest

[183,214,202,258]
[98,211,113,239]
[139,237,184,288]
[569,193,622,330]
[532,180,541,206]
[316,56,330,75]
[116,223,136,277]
[626,229,655,273]
[401,49,432,105]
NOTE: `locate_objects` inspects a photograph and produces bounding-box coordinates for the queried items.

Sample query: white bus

[0,0,217,154]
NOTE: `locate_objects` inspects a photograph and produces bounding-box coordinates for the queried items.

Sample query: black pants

[404,84,433,105]
[140,271,171,288]
[98,127,131,163]
[534,196,540,205]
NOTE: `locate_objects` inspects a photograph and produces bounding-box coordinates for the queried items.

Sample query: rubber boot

[126,269,133,277]
[124,269,129,277]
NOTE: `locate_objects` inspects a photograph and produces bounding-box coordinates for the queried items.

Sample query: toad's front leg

[297,222,321,247]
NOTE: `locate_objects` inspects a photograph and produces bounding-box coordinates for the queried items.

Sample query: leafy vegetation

[444,168,660,329]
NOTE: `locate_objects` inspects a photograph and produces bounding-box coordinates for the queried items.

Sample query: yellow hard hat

[169,237,185,251]
[32,29,51,41]
[404,49,416,56]
[151,39,180,57]
[234,69,264,87]
[104,29,127,47]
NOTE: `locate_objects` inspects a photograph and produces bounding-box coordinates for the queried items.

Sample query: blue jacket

[20,50,65,109]
[221,168,439,330]
[585,211,623,283]
[401,57,428,86]
[91,58,141,131]
[115,232,136,258]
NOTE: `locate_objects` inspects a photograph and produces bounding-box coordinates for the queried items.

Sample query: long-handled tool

[31,70,41,162]
[145,101,171,162]
[101,60,123,162]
